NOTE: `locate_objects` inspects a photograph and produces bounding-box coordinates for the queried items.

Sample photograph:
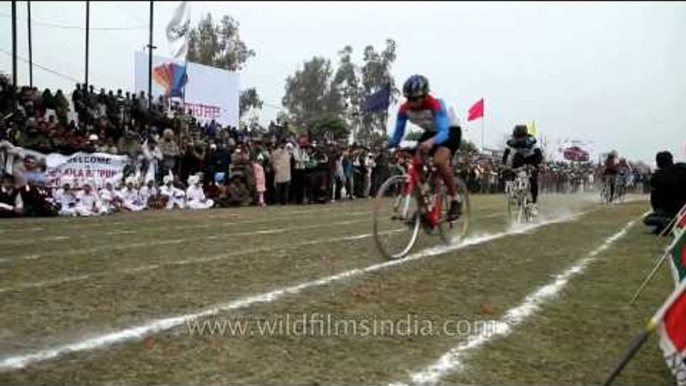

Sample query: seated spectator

[160,174,185,210]
[21,181,59,217]
[75,182,104,216]
[0,174,23,217]
[139,179,163,210]
[121,177,145,212]
[644,151,686,234]
[98,182,122,213]
[185,174,214,210]
[54,180,78,216]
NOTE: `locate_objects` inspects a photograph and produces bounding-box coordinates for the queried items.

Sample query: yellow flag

[528,120,538,137]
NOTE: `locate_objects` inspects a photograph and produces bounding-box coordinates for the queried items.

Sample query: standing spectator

[0,140,25,187]
[142,138,163,184]
[292,141,309,204]
[54,89,69,124]
[72,84,85,121]
[182,138,206,183]
[644,151,686,234]
[342,149,355,200]
[253,155,266,206]
[159,129,180,179]
[271,140,291,205]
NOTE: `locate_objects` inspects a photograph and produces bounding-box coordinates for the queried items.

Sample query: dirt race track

[0,193,676,385]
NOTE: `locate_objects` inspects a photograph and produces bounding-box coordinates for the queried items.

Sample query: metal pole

[11,0,17,87]
[148,1,154,107]
[602,329,652,386]
[85,0,90,89]
[630,251,669,305]
[481,113,485,153]
[27,1,33,88]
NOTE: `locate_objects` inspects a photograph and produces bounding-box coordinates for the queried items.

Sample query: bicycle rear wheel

[438,177,470,244]
[373,175,421,260]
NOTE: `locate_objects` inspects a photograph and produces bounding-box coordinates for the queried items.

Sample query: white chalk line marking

[10,216,373,262]
[2,211,506,292]
[0,211,587,371]
[393,214,644,386]
[0,227,403,294]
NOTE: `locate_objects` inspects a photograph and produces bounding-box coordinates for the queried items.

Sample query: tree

[187,13,255,71]
[360,39,399,137]
[281,56,344,131]
[329,40,398,142]
[333,46,364,137]
[308,114,349,142]
[239,88,263,118]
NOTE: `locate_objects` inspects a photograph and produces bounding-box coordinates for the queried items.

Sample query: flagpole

[147,1,155,108]
[481,113,485,153]
[630,225,685,305]
[602,327,654,386]
[629,252,669,305]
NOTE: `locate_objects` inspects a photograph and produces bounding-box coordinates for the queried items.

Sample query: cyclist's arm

[432,100,450,145]
[388,110,408,147]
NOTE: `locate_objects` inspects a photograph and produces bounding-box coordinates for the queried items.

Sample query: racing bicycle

[373,147,470,260]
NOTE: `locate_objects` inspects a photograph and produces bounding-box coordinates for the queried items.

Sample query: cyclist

[603,151,619,201]
[501,125,543,216]
[617,157,632,195]
[387,74,463,221]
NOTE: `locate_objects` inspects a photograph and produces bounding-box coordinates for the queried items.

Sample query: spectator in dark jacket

[644,151,686,234]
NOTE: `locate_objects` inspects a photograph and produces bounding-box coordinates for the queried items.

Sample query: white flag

[166,1,190,61]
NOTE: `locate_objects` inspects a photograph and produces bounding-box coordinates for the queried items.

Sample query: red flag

[655,280,686,384]
[467,98,484,121]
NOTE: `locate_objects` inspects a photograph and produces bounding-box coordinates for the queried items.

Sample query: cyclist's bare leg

[433,147,457,198]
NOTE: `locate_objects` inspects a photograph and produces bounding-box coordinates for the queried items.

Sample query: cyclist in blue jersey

[387,75,463,221]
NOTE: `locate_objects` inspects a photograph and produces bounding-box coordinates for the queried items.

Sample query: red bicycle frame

[402,152,443,228]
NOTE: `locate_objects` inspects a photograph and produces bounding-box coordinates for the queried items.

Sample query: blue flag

[362,83,391,113]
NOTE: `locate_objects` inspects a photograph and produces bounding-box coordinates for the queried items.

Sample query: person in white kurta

[75,184,104,216]
[160,175,185,210]
[142,139,163,185]
[138,180,157,209]
[54,182,78,216]
[98,182,121,213]
[121,178,145,212]
[185,175,214,210]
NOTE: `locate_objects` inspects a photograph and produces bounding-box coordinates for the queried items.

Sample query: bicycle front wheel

[373,175,421,260]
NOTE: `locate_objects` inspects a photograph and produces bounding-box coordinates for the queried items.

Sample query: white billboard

[134,51,239,127]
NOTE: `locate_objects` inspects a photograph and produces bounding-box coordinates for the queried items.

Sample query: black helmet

[403,75,429,99]
[513,125,528,139]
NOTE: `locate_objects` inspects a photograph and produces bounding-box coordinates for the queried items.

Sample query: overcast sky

[1,1,684,163]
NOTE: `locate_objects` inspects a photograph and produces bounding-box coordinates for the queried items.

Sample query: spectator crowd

[0,74,656,219]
